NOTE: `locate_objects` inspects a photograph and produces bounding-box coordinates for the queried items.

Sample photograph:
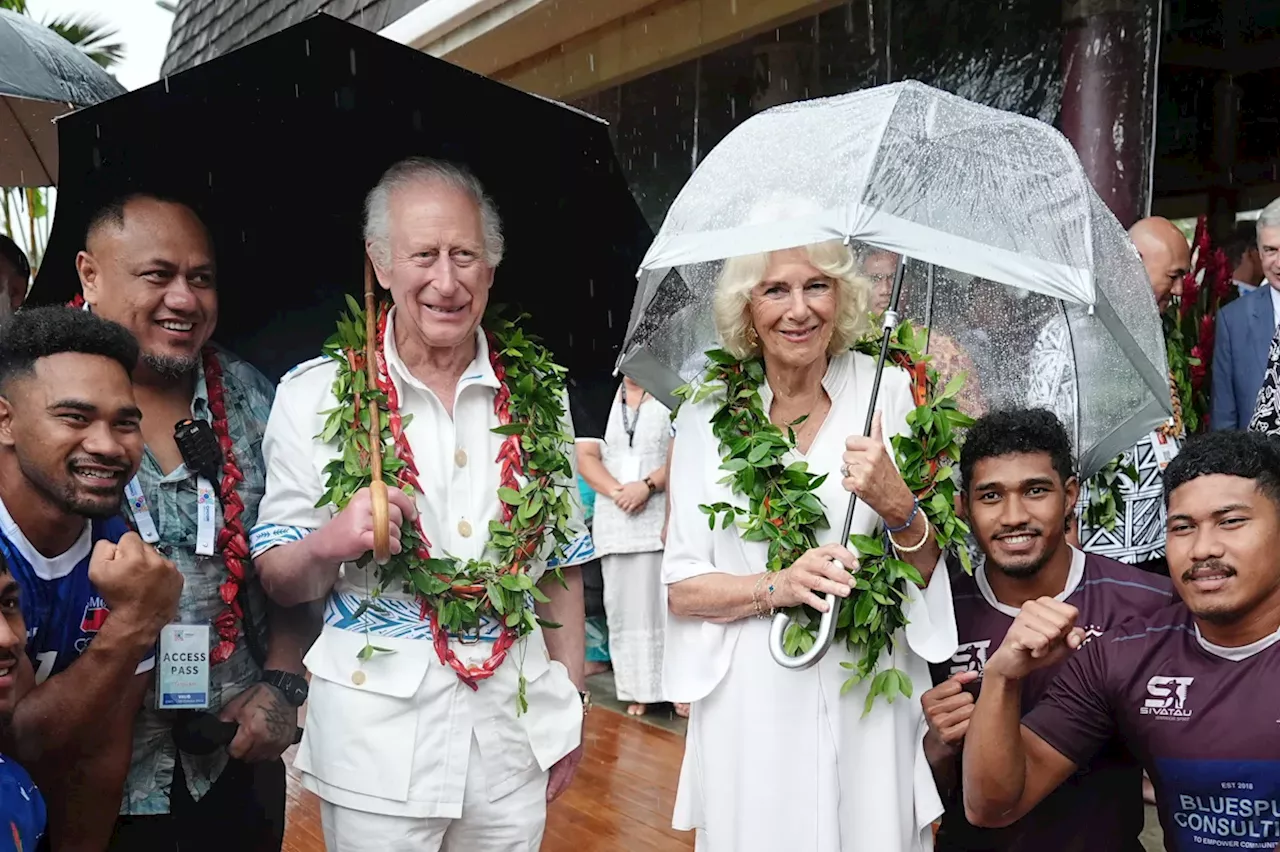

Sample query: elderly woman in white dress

[577,376,672,716]
[663,240,957,852]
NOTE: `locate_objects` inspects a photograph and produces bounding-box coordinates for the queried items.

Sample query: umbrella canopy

[29,13,651,398]
[619,80,1171,478]
[0,7,125,186]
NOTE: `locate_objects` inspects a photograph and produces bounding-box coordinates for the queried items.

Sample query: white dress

[663,351,957,852]
[592,388,672,703]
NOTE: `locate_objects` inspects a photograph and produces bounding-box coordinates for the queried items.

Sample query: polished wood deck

[282,708,694,852]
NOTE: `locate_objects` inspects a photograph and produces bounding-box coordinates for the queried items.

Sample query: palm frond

[43,13,126,70]
[0,1,29,14]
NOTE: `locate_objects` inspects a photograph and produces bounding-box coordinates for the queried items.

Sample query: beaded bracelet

[885,496,920,533]
[888,513,932,554]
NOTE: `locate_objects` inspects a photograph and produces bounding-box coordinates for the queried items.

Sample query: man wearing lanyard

[0,307,183,850]
[73,193,311,850]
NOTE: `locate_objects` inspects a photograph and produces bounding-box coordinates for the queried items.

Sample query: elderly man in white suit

[249,157,594,851]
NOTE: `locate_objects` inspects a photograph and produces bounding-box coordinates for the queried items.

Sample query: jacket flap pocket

[304,626,431,699]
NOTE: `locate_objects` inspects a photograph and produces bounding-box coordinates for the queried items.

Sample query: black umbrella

[30,13,651,397]
[0,7,125,186]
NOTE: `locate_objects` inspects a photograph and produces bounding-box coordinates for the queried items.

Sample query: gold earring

[746,326,759,348]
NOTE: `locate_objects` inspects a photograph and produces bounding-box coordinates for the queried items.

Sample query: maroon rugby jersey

[1025,603,1280,852]
[932,548,1173,852]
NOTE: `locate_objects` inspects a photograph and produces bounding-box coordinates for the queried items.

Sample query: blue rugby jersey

[0,496,154,682]
[0,754,44,851]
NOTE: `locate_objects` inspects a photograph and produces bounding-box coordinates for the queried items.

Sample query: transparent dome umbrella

[617,80,1172,669]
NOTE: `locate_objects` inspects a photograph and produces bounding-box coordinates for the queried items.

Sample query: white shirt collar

[1194,623,1280,661]
[975,545,1086,617]
[382,308,501,405]
[757,351,851,414]
[0,494,91,581]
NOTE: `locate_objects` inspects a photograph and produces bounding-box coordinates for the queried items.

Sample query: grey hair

[1258,197,1280,239]
[363,157,505,268]
[712,240,873,359]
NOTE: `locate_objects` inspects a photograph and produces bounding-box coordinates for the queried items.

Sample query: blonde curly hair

[712,240,873,360]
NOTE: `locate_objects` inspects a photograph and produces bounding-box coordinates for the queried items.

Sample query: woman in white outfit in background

[577,376,672,715]
[663,240,957,851]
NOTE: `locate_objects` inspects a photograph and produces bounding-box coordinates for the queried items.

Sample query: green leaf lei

[315,296,576,709]
[678,321,973,713]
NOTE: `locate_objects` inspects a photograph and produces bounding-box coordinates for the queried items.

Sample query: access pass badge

[1153,431,1180,471]
[158,623,210,710]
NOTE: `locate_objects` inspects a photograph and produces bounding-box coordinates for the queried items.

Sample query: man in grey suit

[1212,198,1280,430]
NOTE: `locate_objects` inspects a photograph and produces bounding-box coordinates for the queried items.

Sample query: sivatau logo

[949,640,992,677]
[1141,676,1194,718]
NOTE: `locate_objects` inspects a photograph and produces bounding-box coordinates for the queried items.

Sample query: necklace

[321,303,575,707]
[681,323,972,711]
[67,294,246,665]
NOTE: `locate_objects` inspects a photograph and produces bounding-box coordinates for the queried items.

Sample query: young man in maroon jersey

[924,408,1173,851]
[964,429,1280,851]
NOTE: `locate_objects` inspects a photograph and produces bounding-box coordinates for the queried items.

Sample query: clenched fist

[89,532,183,638]
[923,670,979,753]
[985,598,1088,682]
[312,485,418,564]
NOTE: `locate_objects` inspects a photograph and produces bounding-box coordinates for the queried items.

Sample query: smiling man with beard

[923,408,1172,851]
[0,307,182,851]
[964,430,1280,851]
[75,193,311,852]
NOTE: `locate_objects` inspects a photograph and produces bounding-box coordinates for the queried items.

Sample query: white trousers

[601,550,666,703]
[320,738,549,852]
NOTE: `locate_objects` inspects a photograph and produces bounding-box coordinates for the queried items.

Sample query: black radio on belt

[174,419,223,483]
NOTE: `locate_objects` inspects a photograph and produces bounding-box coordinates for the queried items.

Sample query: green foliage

[692,320,971,711]
[320,299,574,710]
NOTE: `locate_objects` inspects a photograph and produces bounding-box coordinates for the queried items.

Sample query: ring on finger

[840,463,852,477]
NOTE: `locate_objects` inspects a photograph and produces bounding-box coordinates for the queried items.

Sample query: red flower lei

[68,294,247,665]
[364,306,520,689]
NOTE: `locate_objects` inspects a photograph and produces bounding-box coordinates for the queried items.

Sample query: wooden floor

[281,708,694,852]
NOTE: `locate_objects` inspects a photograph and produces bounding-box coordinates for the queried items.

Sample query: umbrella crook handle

[364,254,393,566]
[768,254,908,670]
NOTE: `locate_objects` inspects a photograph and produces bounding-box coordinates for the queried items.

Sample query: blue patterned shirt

[120,348,275,815]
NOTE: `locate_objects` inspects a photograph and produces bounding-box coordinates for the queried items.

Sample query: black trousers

[109,754,286,852]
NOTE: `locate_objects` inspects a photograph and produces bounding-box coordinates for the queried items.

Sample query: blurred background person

[0,234,30,318]
[576,374,671,716]
[1225,220,1265,296]
[1218,198,1280,431]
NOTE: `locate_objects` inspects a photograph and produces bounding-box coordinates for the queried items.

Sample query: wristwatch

[262,670,309,707]
[643,476,656,493]
[579,689,593,717]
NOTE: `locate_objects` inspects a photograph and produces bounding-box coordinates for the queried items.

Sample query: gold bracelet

[888,513,932,553]
[752,573,770,618]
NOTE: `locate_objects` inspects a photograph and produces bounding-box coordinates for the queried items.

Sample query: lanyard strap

[124,474,218,556]
[619,384,646,449]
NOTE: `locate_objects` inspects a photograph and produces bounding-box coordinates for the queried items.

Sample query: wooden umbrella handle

[369,480,392,565]
[364,253,392,565]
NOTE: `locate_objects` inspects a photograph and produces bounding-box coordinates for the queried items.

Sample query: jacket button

[455,448,468,468]
[458,519,473,538]
[351,670,366,686]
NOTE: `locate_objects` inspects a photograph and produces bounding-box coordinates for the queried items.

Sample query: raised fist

[922,670,979,753]
[89,532,183,637]
[985,597,1087,682]
[313,485,418,564]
